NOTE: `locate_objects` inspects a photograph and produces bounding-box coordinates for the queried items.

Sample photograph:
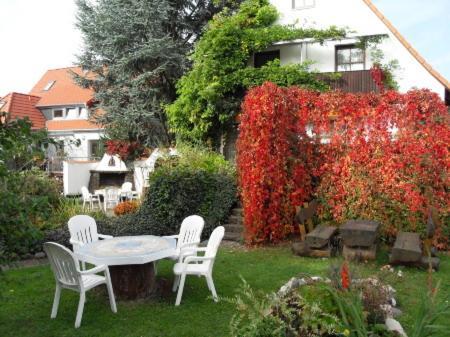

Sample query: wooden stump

[306,225,337,249]
[341,220,380,248]
[109,262,157,300]
[343,244,377,261]
[390,232,422,263]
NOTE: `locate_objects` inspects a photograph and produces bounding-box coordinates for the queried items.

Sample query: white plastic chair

[104,188,119,211]
[165,215,205,262]
[120,182,139,200]
[68,215,113,269]
[81,186,101,211]
[43,242,117,328]
[172,226,225,306]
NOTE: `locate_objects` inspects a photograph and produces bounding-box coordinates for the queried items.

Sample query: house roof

[363,0,450,90]
[0,92,46,129]
[46,119,102,132]
[29,66,95,107]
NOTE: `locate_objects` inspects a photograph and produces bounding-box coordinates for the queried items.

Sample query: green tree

[166,0,346,144]
[75,0,240,147]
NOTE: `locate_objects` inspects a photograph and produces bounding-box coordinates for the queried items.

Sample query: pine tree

[75,0,238,146]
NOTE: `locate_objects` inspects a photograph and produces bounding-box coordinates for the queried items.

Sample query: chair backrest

[203,226,225,270]
[68,215,99,247]
[106,188,119,201]
[177,215,205,250]
[81,186,90,200]
[43,242,80,287]
[121,182,132,192]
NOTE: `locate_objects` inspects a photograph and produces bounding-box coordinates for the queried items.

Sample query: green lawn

[1,246,449,337]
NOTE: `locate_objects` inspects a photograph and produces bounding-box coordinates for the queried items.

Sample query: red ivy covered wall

[237,82,449,247]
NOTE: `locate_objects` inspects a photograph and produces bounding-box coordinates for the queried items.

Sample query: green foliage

[0,119,56,264]
[410,281,450,337]
[98,147,236,238]
[167,0,346,143]
[75,0,240,147]
[229,279,341,337]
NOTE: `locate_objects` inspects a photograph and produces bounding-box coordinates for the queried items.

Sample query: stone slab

[390,232,422,263]
[305,225,337,248]
[340,220,380,247]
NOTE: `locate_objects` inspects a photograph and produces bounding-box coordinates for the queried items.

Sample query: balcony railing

[319,70,380,93]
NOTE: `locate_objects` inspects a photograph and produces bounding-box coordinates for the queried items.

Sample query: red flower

[341,262,351,290]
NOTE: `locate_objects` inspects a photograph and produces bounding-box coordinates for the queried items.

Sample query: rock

[385,318,407,337]
[23,253,33,260]
[305,225,337,249]
[390,232,422,263]
[292,241,310,256]
[392,307,402,318]
[34,252,46,259]
[340,220,380,247]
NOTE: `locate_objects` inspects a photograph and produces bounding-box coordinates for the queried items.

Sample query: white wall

[268,0,446,99]
[49,130,104,159]
[63,160,98,196]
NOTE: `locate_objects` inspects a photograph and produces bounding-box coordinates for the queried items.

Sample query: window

[292,0,315,10]
[89,140,102,158]
[53,109,64,118]
[43,80,55,91]
[336,45,365,71]
[254,50,280,68]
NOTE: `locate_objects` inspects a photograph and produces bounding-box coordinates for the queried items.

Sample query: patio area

[1,245,448,336]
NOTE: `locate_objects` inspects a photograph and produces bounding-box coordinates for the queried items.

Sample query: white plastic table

[75,235,176,300]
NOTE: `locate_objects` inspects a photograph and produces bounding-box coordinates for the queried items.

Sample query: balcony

[319,70,380,93]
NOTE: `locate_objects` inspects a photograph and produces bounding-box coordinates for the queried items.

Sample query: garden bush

[114,200,139,216]
[238,82,449,246]
[98,146,237,239]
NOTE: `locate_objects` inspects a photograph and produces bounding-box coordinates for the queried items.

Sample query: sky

[0,0,449,96]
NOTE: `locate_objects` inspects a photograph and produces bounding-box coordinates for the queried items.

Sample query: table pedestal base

[109,262,157,300]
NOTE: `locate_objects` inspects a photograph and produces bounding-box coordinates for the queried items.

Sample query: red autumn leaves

[237,82,449,247]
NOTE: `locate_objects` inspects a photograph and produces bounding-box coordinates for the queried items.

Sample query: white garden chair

[172,226,225,306]
[104,188,120,211]
[120,182,139,200]
[43,242,117,328]
[81,186,101,211]
[68,215,113,269]
[165,215,205,262]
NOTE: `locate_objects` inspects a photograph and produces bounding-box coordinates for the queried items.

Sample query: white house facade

[28,67,105,167]
[260,0,450,101]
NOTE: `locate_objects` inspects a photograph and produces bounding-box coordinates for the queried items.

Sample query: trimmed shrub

[98,147,237,239]
[114,200,139,216]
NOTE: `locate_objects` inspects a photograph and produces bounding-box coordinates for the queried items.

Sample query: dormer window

[53,109,64,118]
[43,80,55,91]
[292,0,315,10]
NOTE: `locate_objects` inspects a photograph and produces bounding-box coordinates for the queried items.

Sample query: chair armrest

[179,247,207,262]
[98,234,113,239]
[70,238,83,246]
[79,264,108,275]
[183,256,213,264]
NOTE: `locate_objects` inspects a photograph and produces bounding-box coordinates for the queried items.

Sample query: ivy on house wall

[166,0,346,144]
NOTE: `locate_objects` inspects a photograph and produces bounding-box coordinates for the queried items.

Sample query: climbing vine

[166,0,346,143]
[238,82,449,247]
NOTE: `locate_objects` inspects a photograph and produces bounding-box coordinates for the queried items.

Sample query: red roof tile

[46,119,102,131]
[0,92,46,129]
[29,67,95,107]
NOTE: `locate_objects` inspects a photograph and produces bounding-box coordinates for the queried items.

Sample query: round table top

[75,235,177,266]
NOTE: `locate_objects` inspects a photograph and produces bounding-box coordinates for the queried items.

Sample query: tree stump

[390,232,422,263]
[340,220,380,248]
[109,262,157,300]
